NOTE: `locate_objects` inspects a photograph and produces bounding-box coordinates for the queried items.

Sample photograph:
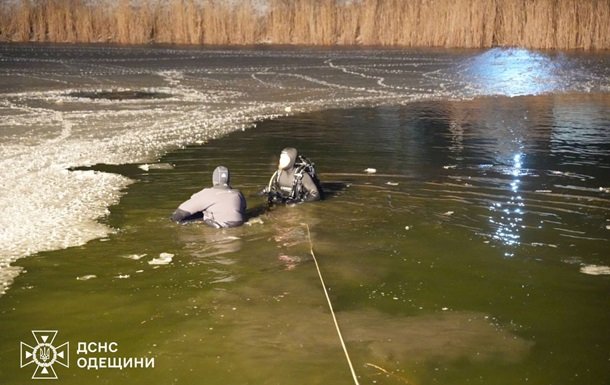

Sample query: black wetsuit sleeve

[240,192,247,212]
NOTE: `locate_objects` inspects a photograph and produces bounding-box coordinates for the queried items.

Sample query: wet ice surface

[0,44,609,294]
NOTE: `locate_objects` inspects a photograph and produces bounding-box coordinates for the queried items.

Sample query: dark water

[1,93,609,385]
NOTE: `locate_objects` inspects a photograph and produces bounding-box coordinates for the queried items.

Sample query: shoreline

[1,41,609,52]
[1,0,608,50]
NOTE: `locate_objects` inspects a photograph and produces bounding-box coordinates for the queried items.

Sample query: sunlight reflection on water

[491,152,526,256]
[463,48,561,96]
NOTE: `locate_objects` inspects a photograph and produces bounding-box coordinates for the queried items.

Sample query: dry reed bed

[0,0,608,49]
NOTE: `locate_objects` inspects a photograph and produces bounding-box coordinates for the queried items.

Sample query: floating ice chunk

[404,226,411,230]
[76,275,97,281]
[246,217,264,226]
[599,187,610,193]
[443,211,455,216]
[115,274,130,279]
[443,165,457,169]
[364,168,377,174]
[148,252,174,265]
[535,190,552,193]
[284,106,292,112]
[580,265,610,275]
[138,164,150,171]
[386,181,399,186]
[123,253,147,260]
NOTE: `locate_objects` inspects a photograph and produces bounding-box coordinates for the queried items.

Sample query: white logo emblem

[21,330,69,379]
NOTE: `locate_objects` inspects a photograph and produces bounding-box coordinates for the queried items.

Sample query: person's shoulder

[228,187,244,195]
[192,187,213,197]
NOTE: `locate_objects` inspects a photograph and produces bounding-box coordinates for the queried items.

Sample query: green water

[1,94,609,384]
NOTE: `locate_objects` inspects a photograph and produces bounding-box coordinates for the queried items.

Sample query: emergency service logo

[20,330,69,379]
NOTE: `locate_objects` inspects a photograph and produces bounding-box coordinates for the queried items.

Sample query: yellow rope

[302,223,360,385]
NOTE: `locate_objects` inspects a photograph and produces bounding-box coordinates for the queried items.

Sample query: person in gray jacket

[264,147,321,204]
[171,166,246,228]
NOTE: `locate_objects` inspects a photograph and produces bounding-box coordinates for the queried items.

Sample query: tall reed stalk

[0,0,607,49]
